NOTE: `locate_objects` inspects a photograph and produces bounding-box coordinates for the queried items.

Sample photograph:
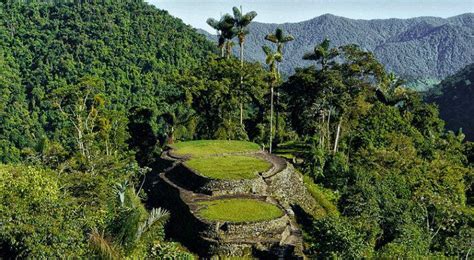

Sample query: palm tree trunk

[270,86,274,153]
[321,114,325,148]
[240,41,244,66]
[226,41,231,59]
[333,119,341,153]
[275,63,280,144]
[327,108,331,151]
[239,40,244,127]
[240,102,243,126]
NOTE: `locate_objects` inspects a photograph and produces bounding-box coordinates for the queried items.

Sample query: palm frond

[89,229,120,260]
[282,35,295,43]
[321,38,330,50]
[265,34,278,43]
[115,180,128,207]
[262,45,272,56]
[303,52,318,60]
[266,55,274,65]
[206,18,219,30]
[275,28,283,40]
[243,11,257,24]
[232,6,242,21]
[135,208,170,241]
[275,53,283,62]
[221,14,235,28]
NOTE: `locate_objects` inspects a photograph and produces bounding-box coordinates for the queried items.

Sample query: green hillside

[0,0,212,258]
[427,63,474,141]
[0,0,213,163]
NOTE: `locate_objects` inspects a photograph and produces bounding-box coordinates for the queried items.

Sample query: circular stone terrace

[160,140,302,257]
[165,140,288,223]
[169,140,272,181]
[195,197,284,223]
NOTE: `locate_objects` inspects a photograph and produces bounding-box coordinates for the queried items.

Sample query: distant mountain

[201,13,474,84]
[426,63,474,141]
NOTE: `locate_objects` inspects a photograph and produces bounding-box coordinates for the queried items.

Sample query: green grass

[303,175,339,218]
[184,155,271,180]
[197,198,284,223]
[171,140,260,157]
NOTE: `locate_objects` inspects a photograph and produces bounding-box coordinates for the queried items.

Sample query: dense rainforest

[427,63,474,142]
[0,0,472,258]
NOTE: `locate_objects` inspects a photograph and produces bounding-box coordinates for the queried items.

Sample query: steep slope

[426,63,474,141]
[0,1,214,162]
[202,13,473,82]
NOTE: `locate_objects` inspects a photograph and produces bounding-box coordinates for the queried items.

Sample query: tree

[206,14,235,58]
[182,57,267,140]
[303,38,339,71]
[232,6,257,66]
[0,48,33,163]
[265,28,294,143]
[52,76,130,174]
[262,45,282,153]
[265,28,295,62]
[231,6,257,127]
[0,165,87,258]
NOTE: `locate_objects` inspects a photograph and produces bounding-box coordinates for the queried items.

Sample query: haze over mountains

[200,13,474,84]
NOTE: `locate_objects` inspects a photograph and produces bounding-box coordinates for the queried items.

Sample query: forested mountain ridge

[201,13,474,83]
[0,0,213,163]
[427,63,474,141]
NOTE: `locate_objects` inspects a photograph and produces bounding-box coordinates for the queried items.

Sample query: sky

[148,0,473,32]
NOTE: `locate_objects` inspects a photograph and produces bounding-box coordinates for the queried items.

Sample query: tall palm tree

[265,28,294,143]
[232,6,257,66]
[303,38,339,70]
[206,14,235,58]
[265,28,295,58]
[262,45,282,153]
[232,6,257,127]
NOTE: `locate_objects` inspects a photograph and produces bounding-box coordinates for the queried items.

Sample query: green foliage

[283,43,472,257]
[148,241,194,259]
[427,63,474,141]
[304,216,370,258]
[178,58,268,140]
[185,155,271,180]
[0,165,87,257]
[0,1,209,258]
[0,0,214,164]
[197,198,283,223]
[0,1,472,258]
[0,49,33,163]
[302,175,339,218]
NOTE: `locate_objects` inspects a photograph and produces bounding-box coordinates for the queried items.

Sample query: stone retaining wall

[167,161,268,196]
[267,162,321,215]
[157,149,308,258]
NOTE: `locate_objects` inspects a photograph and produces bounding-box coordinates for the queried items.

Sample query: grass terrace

[170,140,260,157]
[197,198,284,223]
[184,155,271,180]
